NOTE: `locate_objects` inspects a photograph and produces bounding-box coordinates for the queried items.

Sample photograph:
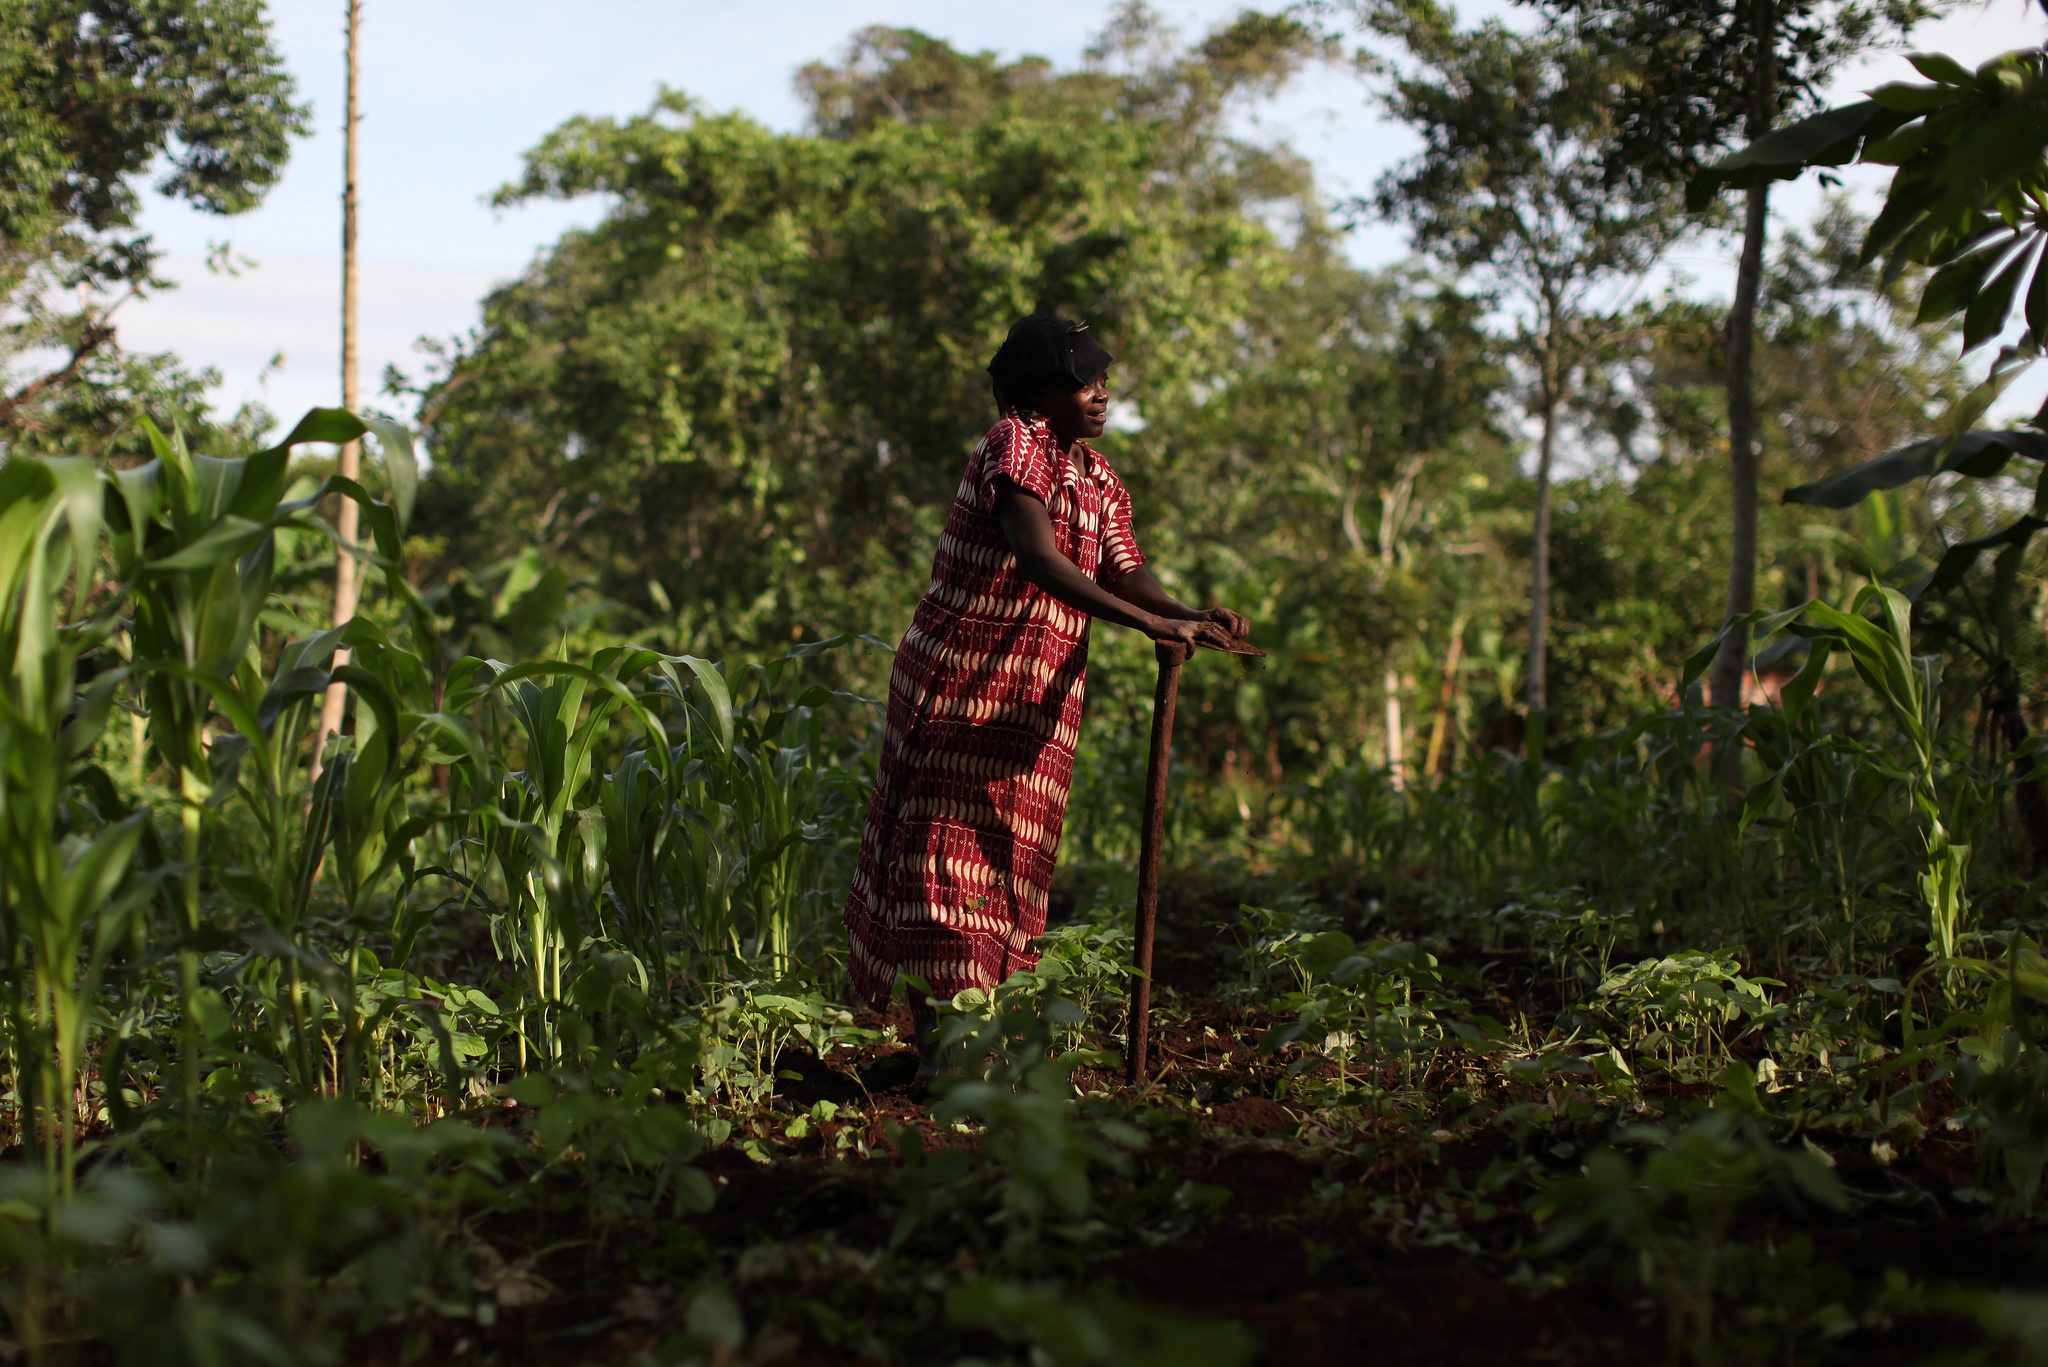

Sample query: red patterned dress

[843,410,1146,1008]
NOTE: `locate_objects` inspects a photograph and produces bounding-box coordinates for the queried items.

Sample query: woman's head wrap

[986,314,1114,415]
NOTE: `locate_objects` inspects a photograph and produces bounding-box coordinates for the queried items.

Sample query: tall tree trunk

[1377,466,1417,787]
[1989,669,2048,871]
[314,0,363,779]
[1383,659,1406,786]
[1425,612,1466,777]
[1710,0,1778,784]
[1527,382,1559,720]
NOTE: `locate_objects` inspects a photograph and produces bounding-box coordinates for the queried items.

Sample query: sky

[118,1,2048,439]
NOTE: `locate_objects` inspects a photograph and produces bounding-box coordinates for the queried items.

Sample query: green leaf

[40,458,105,608]
[2026,242,2048,344]
[106,462,162,569]
[1915,237,2011,325]
[486,659,671,771]
[1963,241,2037,351]
[678,655,734,755]
[1717,1060,1764,1114]
[143,515,268,572]
[411,712,491,781]
[223,443,291,523]
[191,556,254,675]
[1779,639,1832,719]
[272,407,369,450]
[1924,514,2047,596]
[1868,81,1965,113]
[139,660,267,753]
[1905,52,1973,86]
[331,664,403,753]
[61,813,146,932]
[140,416,197,516]
[1687,101,1897,211]
[1860,116,1941,167]
[1785,429,2048,507]
[362,415,418,534]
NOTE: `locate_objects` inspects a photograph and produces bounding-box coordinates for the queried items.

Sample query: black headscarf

[986,314,1114,415]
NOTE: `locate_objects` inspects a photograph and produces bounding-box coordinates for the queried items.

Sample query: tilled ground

[352,878,2048,1366]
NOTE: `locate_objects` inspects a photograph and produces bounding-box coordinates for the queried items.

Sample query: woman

[841,315,1248,1071]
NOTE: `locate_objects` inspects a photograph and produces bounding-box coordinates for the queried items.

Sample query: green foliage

[1694,45,2048,767]
[1692,583,1981,976]
[0,404,885,1357]
[4,6,2046,1359]
[417,17,1315,645]
[0,0,303,252]
[1352,0,1694,711]
[1364,0,1684,287]
[0,389,2042,1360]
[0,452,134,1196]
[910,992,1128,1262]
[1534,0,1944,189]
[1590,952,1781,1077]
[1690,48,2048,328]
[0,0,306,442]
[1535,1109,1850,1359]
[1024,914,1138,1048]
[1257,928,1457,1098]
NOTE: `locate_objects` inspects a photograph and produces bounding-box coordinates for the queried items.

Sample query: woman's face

[1031,373,1110,441]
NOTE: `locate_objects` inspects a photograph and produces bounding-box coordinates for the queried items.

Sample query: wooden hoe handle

[1126,638,1190,1084]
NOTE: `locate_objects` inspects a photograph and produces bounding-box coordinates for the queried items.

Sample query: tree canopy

[0,0,304,444]
[415,15,1328,644]
[1359,0,1690,712]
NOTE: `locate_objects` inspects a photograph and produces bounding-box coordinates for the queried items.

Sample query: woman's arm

[1105,564,1193,618]
[1108,566,1252,641]
[993,484,1238,650]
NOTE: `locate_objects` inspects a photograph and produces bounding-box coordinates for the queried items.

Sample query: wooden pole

[1125,638,1189,1085]
[313,0,362,781]
[1423,613,1466,778]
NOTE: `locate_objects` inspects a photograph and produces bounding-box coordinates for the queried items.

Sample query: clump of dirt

[1207,1095,1298,1136]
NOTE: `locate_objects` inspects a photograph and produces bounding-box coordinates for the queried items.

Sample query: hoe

[1125,634,1262,1084]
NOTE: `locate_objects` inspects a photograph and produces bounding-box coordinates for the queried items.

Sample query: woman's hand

[1147,615,1241,652]
[1198,606,1251,641]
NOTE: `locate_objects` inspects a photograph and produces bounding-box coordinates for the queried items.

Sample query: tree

[1541,203,1968,737]
[0,0,305,442]
[1137,231,1512,781]
[1355,0,1686,718]
[1693,35,2048,859]
[1528,0,1944,770]
[411,11,1323,657]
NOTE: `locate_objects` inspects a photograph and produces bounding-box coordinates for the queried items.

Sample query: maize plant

[455,647,685,1064]
[103,410,417,1106]
[1695,584,1975,998]
[0,455,148,1198]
